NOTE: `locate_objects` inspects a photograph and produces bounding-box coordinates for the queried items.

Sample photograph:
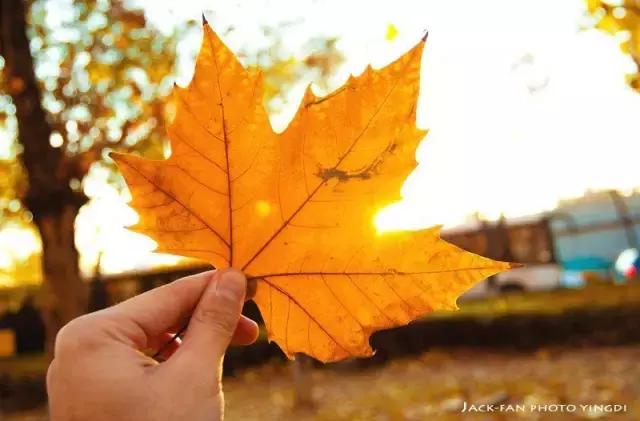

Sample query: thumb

[176,269,247,372]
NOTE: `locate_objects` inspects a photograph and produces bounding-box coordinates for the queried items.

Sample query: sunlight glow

[255,200,272,218]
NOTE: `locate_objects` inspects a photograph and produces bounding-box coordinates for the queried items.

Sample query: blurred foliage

[242,25,343,111]
[0,0,179,285]
[437,282,640,318]
[0,245,41,288]
[0,157,29,225]
[385,24,399,41]
[587,0,640,91]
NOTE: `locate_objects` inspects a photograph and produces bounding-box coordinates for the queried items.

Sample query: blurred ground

[2,284,639,420]
[223,346,640,420]
[6,346,638,420]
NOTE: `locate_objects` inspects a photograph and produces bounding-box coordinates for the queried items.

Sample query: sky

[1,0,640,282]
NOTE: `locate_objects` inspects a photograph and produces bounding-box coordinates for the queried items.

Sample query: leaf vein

[262,278,350,355]
[117,158,230,249]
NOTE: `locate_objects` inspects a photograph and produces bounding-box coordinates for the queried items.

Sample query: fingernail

[216,269,246,301]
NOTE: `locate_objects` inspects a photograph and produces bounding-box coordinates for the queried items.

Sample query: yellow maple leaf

[112,22,513,363]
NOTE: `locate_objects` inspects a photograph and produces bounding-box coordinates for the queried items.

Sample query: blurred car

[615,248,639,280]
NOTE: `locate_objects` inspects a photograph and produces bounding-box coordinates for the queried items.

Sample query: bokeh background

[1,0,639,419]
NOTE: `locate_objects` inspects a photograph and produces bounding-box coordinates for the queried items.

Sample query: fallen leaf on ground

[112,21,513,362]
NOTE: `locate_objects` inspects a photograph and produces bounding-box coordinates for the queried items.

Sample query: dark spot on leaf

[317,167,371,182]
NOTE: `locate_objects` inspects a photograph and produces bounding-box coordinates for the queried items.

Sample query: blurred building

[552,190,639,270]
[444,189,640,297]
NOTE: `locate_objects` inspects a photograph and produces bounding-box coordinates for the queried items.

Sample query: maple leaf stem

[151,288,257,360]
[152,324,188,360]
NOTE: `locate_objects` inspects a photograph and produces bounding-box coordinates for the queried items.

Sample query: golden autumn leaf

[112,22,514,363]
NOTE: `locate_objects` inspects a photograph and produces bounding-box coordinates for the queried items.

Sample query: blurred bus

[443,190,640,299]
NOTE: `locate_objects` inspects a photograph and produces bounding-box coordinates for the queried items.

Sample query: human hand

[47,269,258,421]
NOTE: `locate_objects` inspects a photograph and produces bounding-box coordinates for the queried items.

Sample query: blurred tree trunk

[292,355,315,409]
[35,207,87,346]
[1,0,87,349]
